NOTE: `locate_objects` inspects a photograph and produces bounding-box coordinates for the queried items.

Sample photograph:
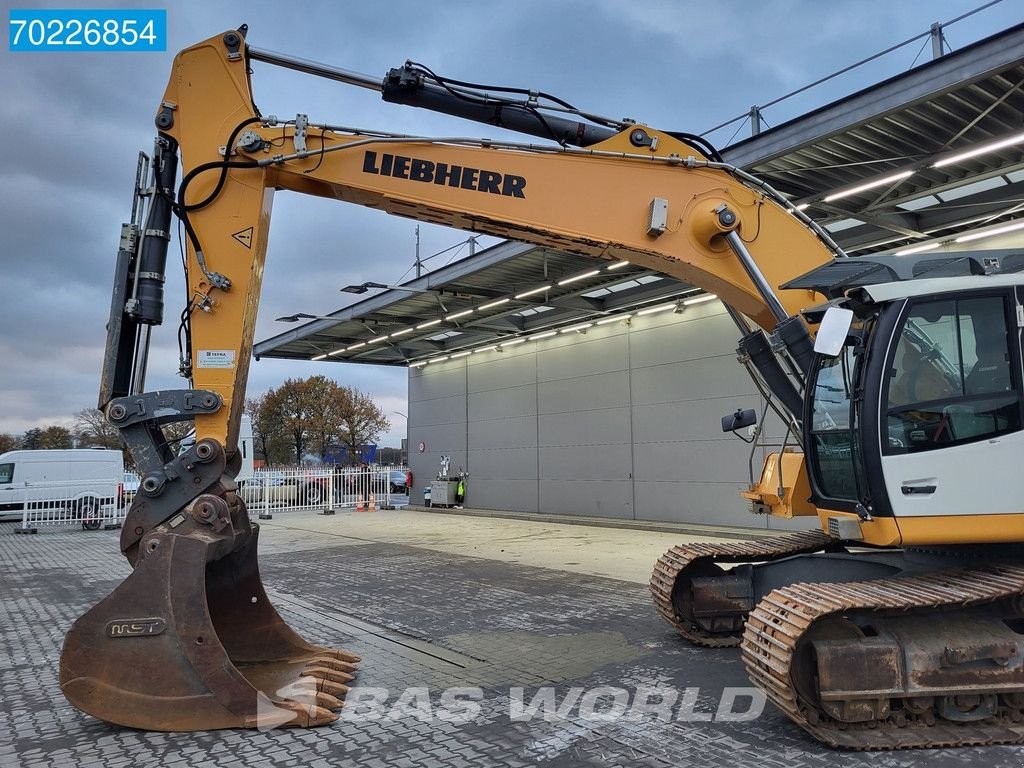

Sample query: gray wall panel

[631,355,755,406]
[537,334,627,382]
[634,480,753,526]
[633,439,752,484]
[408,394,466,428]
[467,447,538,480]
[630,307,738,368]
[468,384,537,420]
[540,444,632,481]
[632,395,764,443]
[466,478,538,513]
[538,371,629,414]
[409,367,466,402]
[469,415,537,451]
[538,407,631,448]
[539,480,633,519]
[469,353,538,392]
[410,422,467,452]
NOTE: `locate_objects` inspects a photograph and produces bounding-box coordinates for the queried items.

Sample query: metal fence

[122,465,410,520]
[11,479,126,534]
[5,465,409,535]
[239,466,409,519]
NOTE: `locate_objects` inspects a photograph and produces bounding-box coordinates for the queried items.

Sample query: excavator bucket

[59,510,359,731]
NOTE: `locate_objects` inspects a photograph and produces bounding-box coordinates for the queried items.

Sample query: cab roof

[856,273,1024,303]
[783,249,1024,300]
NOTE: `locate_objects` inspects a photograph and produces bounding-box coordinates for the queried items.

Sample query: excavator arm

[65,28,841,733]
[146,31,842,451]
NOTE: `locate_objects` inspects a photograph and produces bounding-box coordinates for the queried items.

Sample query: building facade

[408,299,811,531]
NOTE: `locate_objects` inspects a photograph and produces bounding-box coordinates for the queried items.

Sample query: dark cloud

[1,0,1019,446]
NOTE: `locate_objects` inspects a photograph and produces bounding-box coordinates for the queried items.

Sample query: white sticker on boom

[196,350,236,369]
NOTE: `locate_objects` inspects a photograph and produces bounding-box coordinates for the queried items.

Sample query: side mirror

[721,408,757,433]
[813,306,854,358]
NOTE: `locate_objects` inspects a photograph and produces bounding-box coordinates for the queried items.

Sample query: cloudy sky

[0,0,1020,446]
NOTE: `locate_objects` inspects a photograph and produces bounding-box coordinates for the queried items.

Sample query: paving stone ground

[1,511,1022,767]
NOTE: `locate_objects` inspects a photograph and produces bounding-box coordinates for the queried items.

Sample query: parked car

[328,467,407,497]
[239,471,329,508]
[382,470,408,494]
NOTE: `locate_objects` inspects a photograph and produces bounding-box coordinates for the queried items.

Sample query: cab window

[886,295,1020,454]
[0,463,13,484]
[809,345,865,502]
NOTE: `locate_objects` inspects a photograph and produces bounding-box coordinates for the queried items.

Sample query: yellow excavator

[62,27,1024,749]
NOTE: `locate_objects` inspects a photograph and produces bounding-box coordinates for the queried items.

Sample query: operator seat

[891,341,956,405]
[964,331,1011,396]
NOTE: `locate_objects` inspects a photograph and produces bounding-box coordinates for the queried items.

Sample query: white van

[0,449,124,523]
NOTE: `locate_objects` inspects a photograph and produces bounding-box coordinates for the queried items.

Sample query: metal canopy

[724,22,1024,255]
[253,241,699,365]
[255,22,1024,365]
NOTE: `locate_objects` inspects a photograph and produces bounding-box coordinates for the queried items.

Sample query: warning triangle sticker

[232,227,254,248]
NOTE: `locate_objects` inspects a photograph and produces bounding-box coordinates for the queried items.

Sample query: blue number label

[9,9,166,51]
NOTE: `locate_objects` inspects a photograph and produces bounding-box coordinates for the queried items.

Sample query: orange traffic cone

[368,494,376,512]
[356,495,365,512]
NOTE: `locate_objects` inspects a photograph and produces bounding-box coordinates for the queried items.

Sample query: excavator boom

[143,32,841,456]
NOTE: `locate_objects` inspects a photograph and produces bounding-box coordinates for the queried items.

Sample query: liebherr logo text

[362,151,526,198]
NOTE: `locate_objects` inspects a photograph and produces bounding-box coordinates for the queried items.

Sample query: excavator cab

[804,274,1024,546]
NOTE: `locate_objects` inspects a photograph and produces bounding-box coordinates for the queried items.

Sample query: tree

[305,376,346,461]
[0,433,16,455]
[18,425,73,450]
[74,407,122,450]
[261,378,319,463]
[37,425,72,449]
[249,377,390,467]
[337,386,390,464]
[246,393,290,465]
[20,428,42,450]
[72,406,198,470]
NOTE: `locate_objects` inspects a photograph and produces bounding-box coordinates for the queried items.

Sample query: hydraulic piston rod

[247,47,617,148]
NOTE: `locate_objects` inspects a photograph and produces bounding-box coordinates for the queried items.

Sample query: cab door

[880,290,1024,518]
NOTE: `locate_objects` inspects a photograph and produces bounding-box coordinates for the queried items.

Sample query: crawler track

[743,564,1024,749]
[650,530,833,647]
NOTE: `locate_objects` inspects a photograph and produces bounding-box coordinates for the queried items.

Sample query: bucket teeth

[303,665,355,685]
[319,648,362,664]
[267,700,339,728]
[296,676,351,697]
[315,692,345,711]
[308,655,359,674]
